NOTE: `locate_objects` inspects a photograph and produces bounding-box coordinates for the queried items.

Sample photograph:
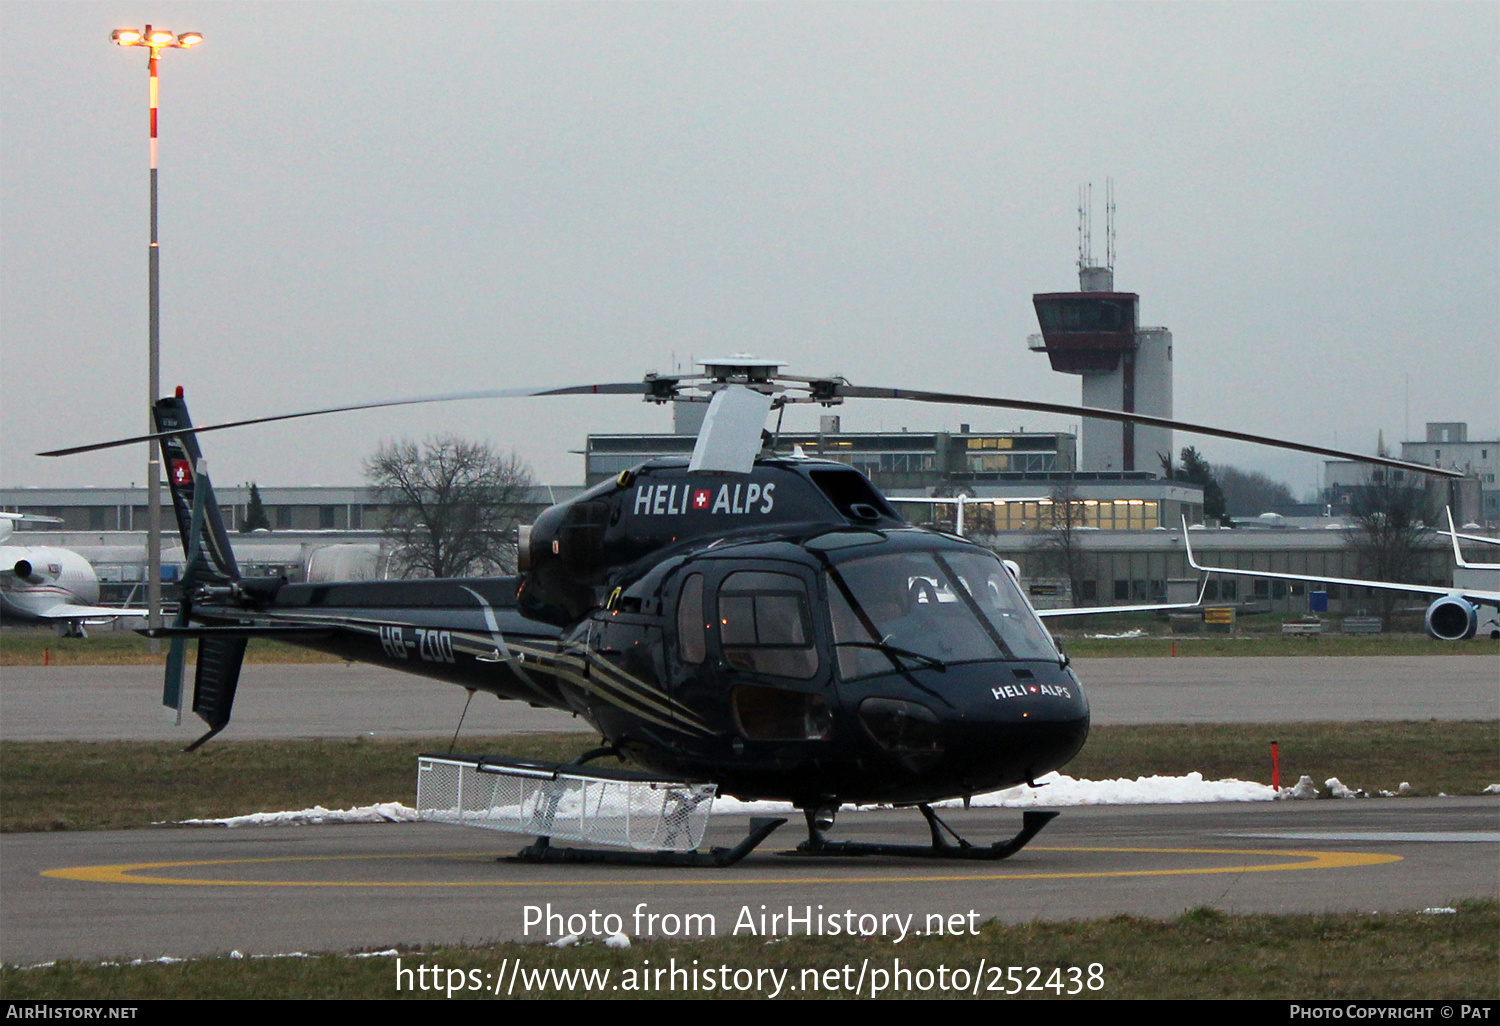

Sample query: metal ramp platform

[416,753,719,853]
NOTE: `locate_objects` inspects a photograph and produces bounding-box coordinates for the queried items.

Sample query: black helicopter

[44,357,1457,865]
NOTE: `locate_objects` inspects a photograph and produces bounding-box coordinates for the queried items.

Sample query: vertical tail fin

[153,391,247,748]
[184,636,249,751]
[153,393,240,584]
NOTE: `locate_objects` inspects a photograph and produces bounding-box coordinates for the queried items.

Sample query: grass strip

[3,900,1494,999]
[0,734,594,833]
[0,630,342,665]
[3,722,1495,834]
[1065,721,1499,795]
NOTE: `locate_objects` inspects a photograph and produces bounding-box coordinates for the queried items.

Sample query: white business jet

[0,513,147,636]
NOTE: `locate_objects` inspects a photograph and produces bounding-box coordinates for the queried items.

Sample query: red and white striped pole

[112,25,201,655]
[149,44,159,171]
[147,34,161,652]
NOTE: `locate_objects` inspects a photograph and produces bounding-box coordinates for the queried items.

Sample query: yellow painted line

[42,846,1401,888]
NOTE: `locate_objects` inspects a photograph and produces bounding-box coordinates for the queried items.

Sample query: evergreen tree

[242,482,272,533]
[1178,447,1228,525]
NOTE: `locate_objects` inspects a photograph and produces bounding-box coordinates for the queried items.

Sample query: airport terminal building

[1,477,1473,621]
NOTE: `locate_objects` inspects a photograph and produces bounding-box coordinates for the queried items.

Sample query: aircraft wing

[1444,509,1500,570]
[1181,517,1500,609]
[29,602,149,621]
[1036,599,1205,619]
[1034,576,1210,619]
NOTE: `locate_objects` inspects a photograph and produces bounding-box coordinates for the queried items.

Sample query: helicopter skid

[786,807,1059,861]
[507,817,788,867]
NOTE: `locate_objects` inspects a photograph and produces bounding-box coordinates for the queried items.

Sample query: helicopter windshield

[825,548,1059,679]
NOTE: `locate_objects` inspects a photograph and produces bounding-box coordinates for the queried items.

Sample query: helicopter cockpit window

[825,549,1059,679]
[717,571,818,679]
[676,573,706,664]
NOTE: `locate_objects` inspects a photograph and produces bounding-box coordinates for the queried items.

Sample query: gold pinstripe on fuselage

[210,607,713,737]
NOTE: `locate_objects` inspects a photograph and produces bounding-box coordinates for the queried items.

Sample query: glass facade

[968,499,1159,532]
[585,431,1074,486]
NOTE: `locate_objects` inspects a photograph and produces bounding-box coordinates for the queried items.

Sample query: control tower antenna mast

[1076,182,1092,273]
[1105,177,1116,273]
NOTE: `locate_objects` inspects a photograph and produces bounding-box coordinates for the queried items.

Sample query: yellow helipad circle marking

[43,846,1401,887]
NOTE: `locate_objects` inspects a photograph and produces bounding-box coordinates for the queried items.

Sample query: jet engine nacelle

[12,559,43,584]
[1424,596,1478,641]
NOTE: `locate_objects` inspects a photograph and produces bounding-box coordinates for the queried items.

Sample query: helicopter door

[711,568,834,741]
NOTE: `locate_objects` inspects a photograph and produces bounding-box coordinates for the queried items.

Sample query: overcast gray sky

[3,2,1496,496]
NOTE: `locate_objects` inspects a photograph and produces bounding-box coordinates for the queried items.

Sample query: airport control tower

[1029,184,1173,475]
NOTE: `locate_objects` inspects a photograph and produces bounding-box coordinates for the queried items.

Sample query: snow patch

[1325,777,1367,799]
[1280,775,1321,799]
[178,767,1469,829]
[175,803,423,828]
[713,771,1277,813]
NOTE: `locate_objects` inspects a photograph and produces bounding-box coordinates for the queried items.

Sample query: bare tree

[365,437,535,579]
[1027,482,1096,605]
[1217,465,1297,517]
[1345,470,1438,619]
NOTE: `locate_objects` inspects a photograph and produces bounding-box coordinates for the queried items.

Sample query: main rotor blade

[838,385,1462,479]
[38,382,651,457]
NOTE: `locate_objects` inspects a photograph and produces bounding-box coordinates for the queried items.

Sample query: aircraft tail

[153,392,240,584]
[152,391,246,748]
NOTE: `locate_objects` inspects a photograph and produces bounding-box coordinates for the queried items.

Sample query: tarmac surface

[1,655,1496,966]
[2,655,1496,742]
[2,799,1495,965]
